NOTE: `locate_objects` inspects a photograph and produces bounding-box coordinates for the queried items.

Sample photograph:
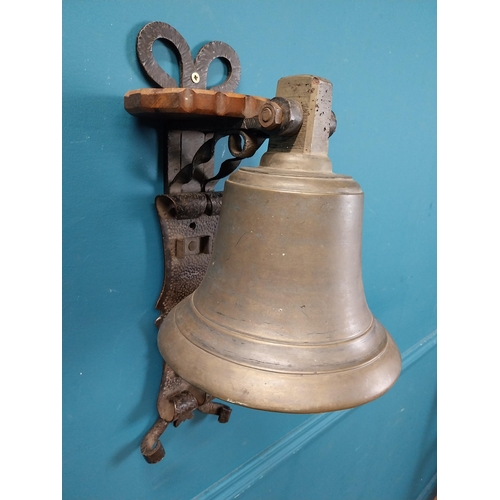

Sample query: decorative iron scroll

[134,21,261,193]
[137,21,241,92]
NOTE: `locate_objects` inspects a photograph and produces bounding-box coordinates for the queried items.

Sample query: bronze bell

[157,75,401,413]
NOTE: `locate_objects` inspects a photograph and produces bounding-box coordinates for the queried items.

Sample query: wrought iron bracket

[140,191,227,464]
[124,21,307,195]
[154,192,223,326]
[124,21,336,464]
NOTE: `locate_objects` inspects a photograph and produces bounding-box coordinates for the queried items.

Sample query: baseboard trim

[194,330,437,500]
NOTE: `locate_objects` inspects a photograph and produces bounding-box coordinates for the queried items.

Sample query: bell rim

[158,309,402,413]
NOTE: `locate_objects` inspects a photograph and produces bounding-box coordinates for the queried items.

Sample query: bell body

[158,161,401,413]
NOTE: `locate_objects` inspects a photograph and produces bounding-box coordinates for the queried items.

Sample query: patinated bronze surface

[158,75,402,413]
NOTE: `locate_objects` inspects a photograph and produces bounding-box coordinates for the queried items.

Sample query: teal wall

[63,1,436,499]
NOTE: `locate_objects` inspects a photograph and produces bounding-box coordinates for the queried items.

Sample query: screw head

[191,72,200,84]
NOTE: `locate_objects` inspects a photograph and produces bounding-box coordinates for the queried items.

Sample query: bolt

[258,101,283,130]
[191,72,200,84]
[329,110,337,136]
[261,107,273,122]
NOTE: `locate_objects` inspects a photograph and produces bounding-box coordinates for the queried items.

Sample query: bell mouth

[158,296,402,413]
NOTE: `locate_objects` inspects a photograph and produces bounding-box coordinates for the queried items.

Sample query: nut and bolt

[258,101,284,130]
[259,98,336,136]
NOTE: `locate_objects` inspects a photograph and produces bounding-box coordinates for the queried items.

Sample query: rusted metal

[154,192,222,325]
[134,21,243,193]
[140,363,231,464]
[136,21,241,92]
[137,191,231,464]
[140,418,169,463]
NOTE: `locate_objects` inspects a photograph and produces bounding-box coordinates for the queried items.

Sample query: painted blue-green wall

[63,1,436,499]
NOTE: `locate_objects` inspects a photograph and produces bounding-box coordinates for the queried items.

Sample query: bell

[158,75,401,413]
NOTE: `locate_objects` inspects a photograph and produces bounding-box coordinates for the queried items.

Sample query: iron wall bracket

[124,21,335,464]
